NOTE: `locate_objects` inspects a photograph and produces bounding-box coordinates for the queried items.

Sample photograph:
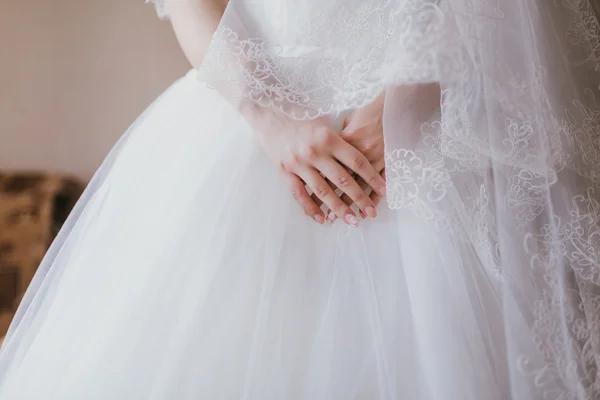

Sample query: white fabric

[0,70,483,399]
[198,1,600,397]
[0,0,599,399]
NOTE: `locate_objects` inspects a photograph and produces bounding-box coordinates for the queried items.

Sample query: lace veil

[150,0,600,397]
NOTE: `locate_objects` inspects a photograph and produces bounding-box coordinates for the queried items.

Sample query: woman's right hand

[243,103,386,227]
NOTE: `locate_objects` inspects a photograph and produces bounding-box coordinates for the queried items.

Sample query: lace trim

[381,2,600,396]
[151,0,600,396]
[198,0,448,119]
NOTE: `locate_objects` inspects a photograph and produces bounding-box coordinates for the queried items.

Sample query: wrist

[236,97,256,119]
[237,99,280,144]
[238,98,271,129]
[345,93,385,130]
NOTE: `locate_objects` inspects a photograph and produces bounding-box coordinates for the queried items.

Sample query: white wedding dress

[0,68,472,399]
[0,1,599,399]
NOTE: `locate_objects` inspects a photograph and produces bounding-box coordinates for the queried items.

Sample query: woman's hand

[338,93,387,218]
[243,103,386,227]
[336,84,441,219]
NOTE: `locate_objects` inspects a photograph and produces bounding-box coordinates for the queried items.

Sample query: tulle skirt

[0,70,505,399]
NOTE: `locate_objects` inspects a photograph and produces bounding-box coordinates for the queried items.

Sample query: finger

[327,168,381,219]
[314,158,377,219]
[339,191,353,207]
[321,179,341,222]
[309,180,326,208]
[369,186,383,206]
[356,168,386,218]
[335,174,375,219]
[369,168,386,206]
[338,188,375,219]
[298,167,359,226]
[283,171,325,224]
[325,178,343,197]
[310,192,324,208]
[353,158,385,176]
[333,141,386,197]
[373,157,386,174]
[338,192,367,220]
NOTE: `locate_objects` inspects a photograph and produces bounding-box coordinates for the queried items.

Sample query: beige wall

[0,0,189,180]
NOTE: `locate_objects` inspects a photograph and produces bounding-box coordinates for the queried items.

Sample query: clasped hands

[245,94,386,227]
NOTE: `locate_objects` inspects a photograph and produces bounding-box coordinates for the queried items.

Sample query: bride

[0,0,599,398]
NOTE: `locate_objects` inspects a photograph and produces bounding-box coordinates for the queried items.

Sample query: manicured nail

[345,214,359,227]
[314,214,325,224]
[327,211,336,222]
[378,184,387,197]
[365,206,377,219]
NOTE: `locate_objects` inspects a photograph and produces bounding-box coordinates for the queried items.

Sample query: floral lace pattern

[149,0,600,397]
[385,148,450,222]
[199,0,447,119]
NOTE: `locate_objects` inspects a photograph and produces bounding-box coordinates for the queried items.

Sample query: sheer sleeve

[146,0,169,20]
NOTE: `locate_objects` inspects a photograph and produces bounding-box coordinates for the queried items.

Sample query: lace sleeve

[146,0,169,20]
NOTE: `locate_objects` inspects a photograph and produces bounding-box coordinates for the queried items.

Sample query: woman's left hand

[336,94,387,218]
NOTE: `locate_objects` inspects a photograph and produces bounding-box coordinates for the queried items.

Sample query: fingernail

[314,214,325,224]
[327,211,336,222]
[365,206,377,219]
[345,214,359,227]
[379,184,387,197]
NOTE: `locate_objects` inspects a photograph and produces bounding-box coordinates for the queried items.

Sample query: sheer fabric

[0,71,474,400]
[192,0,600,397]
[2,0,597,398]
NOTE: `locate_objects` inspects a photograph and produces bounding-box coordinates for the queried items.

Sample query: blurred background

[0,0,188,337]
